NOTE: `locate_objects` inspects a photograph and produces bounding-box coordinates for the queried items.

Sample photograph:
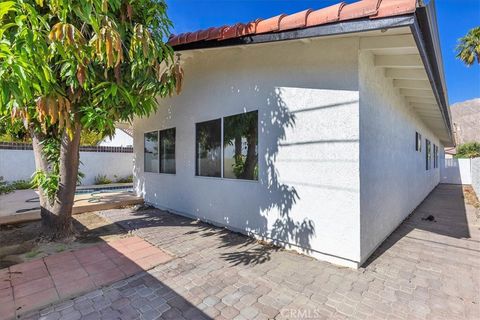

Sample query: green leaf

[0,1,15,20]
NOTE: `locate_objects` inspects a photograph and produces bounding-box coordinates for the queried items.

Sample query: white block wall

[441,158,472,185]
[133,37,362,267]
[472,158,480,197]
[0,149,133,185]
[358,51,443,264]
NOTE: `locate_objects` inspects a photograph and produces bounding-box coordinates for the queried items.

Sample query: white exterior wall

[133,38,362,267]
[0,149,133,185]
[358,51,443,264]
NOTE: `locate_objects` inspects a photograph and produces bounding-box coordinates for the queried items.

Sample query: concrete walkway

[0,236,172,319]
[0,189,143,225]
[17,184,480,319]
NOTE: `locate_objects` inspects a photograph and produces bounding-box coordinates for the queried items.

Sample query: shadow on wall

[133,83,318,265]
[247,85,316,254]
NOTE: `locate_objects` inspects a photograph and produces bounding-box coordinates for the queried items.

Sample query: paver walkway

[17,184,480,319]
[0,236,172,319]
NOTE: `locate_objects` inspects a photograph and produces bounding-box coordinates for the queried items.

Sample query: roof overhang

[171,1,453,147]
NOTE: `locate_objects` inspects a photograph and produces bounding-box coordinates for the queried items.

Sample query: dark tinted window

[160,128,176,174]
[144,131,158,173]
[196,119,221,177]
[416,132,422,152]
[223,111,258,180]
[426,139,431,170]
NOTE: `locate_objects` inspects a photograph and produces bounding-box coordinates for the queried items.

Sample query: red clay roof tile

[256,14,286,34]
[339,0,381,21]
[168,0,418,47]
[373,0,417,19]
[197,27,214,41]
[279,9,312,31]
[207,26,227,40]
[306,3,345,27]
[186,32,198,43]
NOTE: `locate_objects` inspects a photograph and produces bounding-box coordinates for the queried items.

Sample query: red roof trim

[168,0,418,47]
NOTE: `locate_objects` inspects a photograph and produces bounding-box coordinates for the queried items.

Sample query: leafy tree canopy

[0,0,182,236]
[455,142,480,159]
[456,26,480,66]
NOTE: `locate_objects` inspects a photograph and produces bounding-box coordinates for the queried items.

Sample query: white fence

[0,145,133,186]
[472,157,480,196]
[440,158,472,185]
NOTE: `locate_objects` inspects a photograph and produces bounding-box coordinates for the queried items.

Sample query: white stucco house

[132,0,453,268]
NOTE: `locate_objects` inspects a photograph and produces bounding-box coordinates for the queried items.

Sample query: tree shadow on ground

[131,81,318,266]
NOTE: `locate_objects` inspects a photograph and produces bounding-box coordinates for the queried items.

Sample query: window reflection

[160,128,176,174]
[196,119,221,177]
[223,111,258,180]
[144,131,159,173]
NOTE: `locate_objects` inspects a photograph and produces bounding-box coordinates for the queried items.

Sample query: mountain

[450,98,480,145]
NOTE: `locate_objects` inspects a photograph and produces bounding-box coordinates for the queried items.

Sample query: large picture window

[196,119,221,177]
[223,111,258,180]
[160,128,176,174]
[144,131,159,173]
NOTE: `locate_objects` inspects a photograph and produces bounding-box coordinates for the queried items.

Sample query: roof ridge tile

[167,0,418,47]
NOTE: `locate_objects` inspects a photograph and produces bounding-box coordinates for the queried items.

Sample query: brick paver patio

[13,184,480,319]
[0,236,172,319]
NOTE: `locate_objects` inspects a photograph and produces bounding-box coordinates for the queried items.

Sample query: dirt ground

[0,211,129,269]
[464,185,480,207]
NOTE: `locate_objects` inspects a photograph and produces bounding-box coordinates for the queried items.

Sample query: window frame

[143,130,159,173]
[194,111,259,182]
[195,118,222,178]
[159,127,176,174]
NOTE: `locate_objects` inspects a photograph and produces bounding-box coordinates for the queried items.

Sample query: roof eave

[172,8,453,147]
[411,1,454,147]
[172,14,415,51]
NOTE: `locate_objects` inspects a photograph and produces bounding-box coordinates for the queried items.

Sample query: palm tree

[456,27,480,66]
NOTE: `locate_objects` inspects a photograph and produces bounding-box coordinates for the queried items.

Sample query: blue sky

[167,0,480,104]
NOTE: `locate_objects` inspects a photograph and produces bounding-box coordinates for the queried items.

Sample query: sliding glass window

[223,111,258,180]
[196,119,221,177]
[144,131,159,173]
[160,128,176,174]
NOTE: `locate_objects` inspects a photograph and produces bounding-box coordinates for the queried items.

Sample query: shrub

[116,175,133,183]
[94,174,112,185]
[455,142,480,159]
[10,180,33,190]
[0,176,14,195]
[0,178,33,195]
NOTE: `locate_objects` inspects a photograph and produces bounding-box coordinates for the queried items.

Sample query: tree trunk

[241,134,257,180]
[31,120,82,239]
